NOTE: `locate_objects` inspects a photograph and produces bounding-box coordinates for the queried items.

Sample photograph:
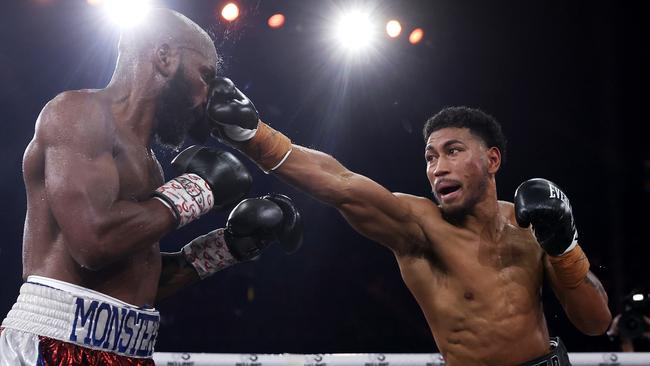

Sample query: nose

[433,156,450,177]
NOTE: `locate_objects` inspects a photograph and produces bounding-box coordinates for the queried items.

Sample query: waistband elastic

[1,276,160,358]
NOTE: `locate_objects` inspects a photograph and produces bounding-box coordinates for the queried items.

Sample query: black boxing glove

[206,77,260,143]
[225,194,303,261]
[206,77,294,173]
[154,145,252,227]
[514,178,578,256]
[262,193,303,254]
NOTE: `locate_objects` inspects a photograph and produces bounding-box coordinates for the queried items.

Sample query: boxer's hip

[1,276,160,360]
[517,337,571,366]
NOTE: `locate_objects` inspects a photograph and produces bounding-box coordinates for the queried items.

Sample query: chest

[401,223,545,297]
[112,136,164,201]
[398,226,545,323]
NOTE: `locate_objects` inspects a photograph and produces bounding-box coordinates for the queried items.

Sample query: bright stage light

[408,28,424,44]
[104,0,151,28]
[385,20,401,38]
[221,3,240,22]
[333,10,376,52]
[268,13,286,29]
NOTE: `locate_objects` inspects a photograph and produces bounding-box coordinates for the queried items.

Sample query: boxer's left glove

[514,178,589,288]
[153,145,252,228]
[514,178,577,256]
[206,77,293,173]
[181,194,303,278]
[206,77,260,143]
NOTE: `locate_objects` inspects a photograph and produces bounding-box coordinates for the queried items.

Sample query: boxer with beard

[0,10,302,365]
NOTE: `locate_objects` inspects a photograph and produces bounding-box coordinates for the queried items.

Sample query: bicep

[41,105,118,246]
[337,174,426,252]
[45,146,119,231]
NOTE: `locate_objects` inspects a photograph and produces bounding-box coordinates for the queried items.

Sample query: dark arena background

[0,0,648,358]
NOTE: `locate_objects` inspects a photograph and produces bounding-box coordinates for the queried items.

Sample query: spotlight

[104,0,151,28]
[86,0,103,5]
[268,13,285,29]
[408,27,424,45]
[333,10,376,52]
[385,20,401,38]
[221,3,240,22]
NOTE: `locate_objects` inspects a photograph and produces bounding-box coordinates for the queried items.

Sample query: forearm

[156,251,200,301]
[66,199,175,270]
[275,145,356,207]
[233,122,420,248]
[555,271,611,335]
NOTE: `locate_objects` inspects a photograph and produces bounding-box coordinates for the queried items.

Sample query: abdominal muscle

[398,255,551,366]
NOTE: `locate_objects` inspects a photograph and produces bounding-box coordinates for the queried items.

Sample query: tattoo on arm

[583,272,607,298]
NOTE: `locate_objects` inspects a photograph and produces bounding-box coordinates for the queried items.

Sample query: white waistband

[2,278,160,358]
[25,276,154,310]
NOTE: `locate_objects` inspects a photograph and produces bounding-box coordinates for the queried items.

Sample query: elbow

[578,308,613,336]
[65,228,115,271]
[69,242,112,271]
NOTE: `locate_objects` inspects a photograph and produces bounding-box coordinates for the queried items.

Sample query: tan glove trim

[549,244,590,288]
[238,121,292,173]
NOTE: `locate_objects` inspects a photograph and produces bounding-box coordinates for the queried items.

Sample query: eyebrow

[425,139,465,151]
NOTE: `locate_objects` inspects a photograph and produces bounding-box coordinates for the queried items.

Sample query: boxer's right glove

[225,193,303,261]
[206,77,293,173]
[153,145,252,228]
[181,194,303,278]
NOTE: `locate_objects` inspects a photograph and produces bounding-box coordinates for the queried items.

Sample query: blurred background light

[267,13,285,29]
[332,9,376,53]
[408,27,424,44]
[385,20,402,38]
[104,0,151,28]
[221,2,240,22]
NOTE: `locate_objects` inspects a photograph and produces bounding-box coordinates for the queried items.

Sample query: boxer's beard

[440,169,489,224]
[154,65,197,151]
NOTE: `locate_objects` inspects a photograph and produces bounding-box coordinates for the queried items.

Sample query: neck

[446,180,504,241]
[105,64,161,146]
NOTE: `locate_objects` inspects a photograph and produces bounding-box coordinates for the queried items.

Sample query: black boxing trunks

[517,337,571,366]
[0,276,159,365]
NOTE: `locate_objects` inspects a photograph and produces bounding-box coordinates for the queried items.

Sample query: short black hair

[423,106,507,161]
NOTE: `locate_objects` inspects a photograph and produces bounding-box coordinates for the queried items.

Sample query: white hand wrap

[218,123,258,142]
[182,228,239,279]
[154,173,214,227]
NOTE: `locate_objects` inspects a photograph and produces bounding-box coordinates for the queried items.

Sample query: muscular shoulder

[498,200,518,226]
[389,193,447,258]
[35,90,115,152]
[393,193,439,212]
[393,192,445,224]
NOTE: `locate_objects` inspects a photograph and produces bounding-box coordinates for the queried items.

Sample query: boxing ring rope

[153,352,650,366]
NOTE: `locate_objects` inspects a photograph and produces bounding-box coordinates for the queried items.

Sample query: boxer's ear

[486,146,501,174]
[153,43,180,77]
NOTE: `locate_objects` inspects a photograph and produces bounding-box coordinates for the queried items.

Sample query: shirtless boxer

[202,78,612,366]
[0,10,302,365]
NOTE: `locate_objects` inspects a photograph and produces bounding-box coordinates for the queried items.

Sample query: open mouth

[436,182,462,201]
[439,185,460,195]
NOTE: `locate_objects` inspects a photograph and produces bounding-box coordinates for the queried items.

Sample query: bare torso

[21,90,165,306]
[396,198,549,366]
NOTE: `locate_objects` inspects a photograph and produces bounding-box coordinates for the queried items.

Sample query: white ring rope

[153,352,650,366]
